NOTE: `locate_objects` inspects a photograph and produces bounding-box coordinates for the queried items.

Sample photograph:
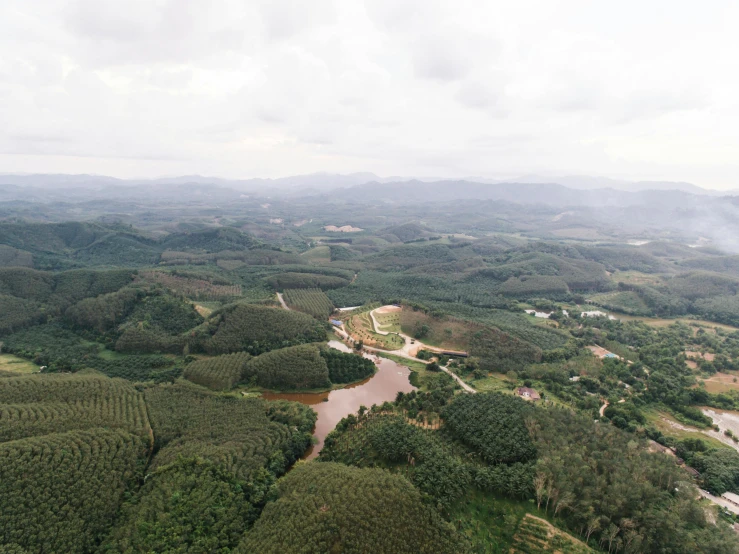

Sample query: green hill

[236,462,470,554]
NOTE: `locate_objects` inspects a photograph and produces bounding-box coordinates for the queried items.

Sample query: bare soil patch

[701,372,739,394]
[324,225,363,232]
[375,305,402,315]
[587,345,612,358]
[686,351,716,361]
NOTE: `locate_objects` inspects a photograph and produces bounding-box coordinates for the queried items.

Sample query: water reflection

[263,341,416,459]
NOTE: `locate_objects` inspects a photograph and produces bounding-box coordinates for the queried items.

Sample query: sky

[1,0,738,188]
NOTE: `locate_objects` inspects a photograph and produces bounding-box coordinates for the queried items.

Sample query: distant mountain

[0,172,393,193]
[0,172,727,196]
[335,179,707,208]
[494,174,718,195]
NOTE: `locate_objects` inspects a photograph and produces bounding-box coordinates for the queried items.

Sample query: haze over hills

[0,172,731,196]
[2,172,739,253]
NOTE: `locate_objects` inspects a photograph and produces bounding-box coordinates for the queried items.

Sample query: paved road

[699,489,739,515]
[276,292,290,310]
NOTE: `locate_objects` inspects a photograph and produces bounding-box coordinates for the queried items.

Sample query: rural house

[516,387,541,401]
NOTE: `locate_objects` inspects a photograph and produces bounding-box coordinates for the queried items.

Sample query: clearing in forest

[0,353,39,374]
[510,514,594,554]
[323,225,363,232]
[701,372,739,394]
[398,308,478,351]
[301,245,331,263]
[345,310,405,351]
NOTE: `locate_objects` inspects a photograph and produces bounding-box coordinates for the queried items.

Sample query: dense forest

[3,190,739,553]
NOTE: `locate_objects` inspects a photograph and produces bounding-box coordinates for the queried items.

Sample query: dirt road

[276,292,290,310]
[333,322,475,394]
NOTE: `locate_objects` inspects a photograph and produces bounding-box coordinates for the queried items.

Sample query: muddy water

[262,341,416,459]
[702,408,739,451]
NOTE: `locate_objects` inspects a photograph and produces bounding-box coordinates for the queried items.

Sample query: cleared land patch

[323,225,363,232]
[398,308,478,351]
[700,372,739,394]
[0,353,39,374]
[300,246,331,264]
[345,311,405,350]
[510,514,594,554]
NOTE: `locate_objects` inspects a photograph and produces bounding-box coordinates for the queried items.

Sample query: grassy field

[194,302,215,317]
[0,353,38,374]
[301,245,331,264]
[374,351,427,372]
[398,309,475,351]
[470,373,515,394]
[373,310,401,333]
[588,290,651,314]
[510,514,593,553]
[610,270,666,286]
[451,490,593,553]
[615,314,739,333]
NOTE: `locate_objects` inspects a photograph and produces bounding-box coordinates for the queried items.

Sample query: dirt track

[276,292,290,310]
[344,306,476,393]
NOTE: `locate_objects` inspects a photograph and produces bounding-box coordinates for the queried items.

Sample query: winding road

[280,298,476,394]
[346,307,476,393]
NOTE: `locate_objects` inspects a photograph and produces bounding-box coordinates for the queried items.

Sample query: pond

[262,340,416,459]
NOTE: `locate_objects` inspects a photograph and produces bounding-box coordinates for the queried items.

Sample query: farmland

[282,287,334,319]
[344,310,405,350]
[137,270,242,300]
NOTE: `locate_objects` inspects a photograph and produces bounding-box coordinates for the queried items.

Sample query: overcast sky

[1,0,738,188]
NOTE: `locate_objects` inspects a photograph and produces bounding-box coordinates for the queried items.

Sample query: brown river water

[262,340,416,459]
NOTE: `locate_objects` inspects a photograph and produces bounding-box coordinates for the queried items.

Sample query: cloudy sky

[1,0,738,187]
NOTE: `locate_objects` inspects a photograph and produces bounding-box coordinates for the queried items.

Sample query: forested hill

[0,222,263,269]
[3,190,739,552]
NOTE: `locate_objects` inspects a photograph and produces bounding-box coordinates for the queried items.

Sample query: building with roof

[516,387,541,401]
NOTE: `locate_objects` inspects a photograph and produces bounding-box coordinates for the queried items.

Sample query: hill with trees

[236,462,469,554]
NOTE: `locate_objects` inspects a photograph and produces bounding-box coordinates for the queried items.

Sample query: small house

[516,387,541,401]
[330,319,343,327]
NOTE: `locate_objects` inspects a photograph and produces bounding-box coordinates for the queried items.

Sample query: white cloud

[0,0,738,188]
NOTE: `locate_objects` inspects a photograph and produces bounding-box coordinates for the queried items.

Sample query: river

[262,340,416,459]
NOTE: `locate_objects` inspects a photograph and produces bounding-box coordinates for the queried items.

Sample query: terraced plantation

[183,351,252,390]
[282,287,334,319]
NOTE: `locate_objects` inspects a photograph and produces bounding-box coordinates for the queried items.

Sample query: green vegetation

[183,351,252,390]
[320,346,376,384]
[0,353,38,374]
[193,303,327,355]
[282,287,334,319]
[243,344,331,390]
[102,382,316,552]
[235,462,469,554]
[4,193,739,552]
[442,393,536,465]
[0,428,148,554]
[266,271,350,290]
[0,373,150,441]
